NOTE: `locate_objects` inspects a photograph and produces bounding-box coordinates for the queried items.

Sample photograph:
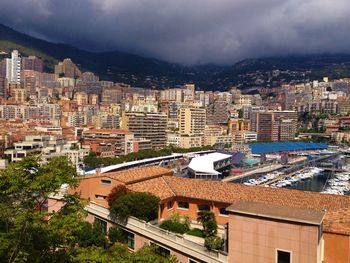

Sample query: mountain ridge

[1,23,350,90]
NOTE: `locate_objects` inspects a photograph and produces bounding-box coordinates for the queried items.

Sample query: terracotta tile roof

[128,177,175,200]
[323,207,350,236]
[100,166,173,184]
[162,176,350,235]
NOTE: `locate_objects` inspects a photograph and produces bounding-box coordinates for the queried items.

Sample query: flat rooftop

[227,200,325,225]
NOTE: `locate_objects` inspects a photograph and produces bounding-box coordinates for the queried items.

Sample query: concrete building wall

[323,232,350,263]
[228,214,322,263]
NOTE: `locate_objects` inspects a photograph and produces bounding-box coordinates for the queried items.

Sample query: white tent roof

[188,152,232,175]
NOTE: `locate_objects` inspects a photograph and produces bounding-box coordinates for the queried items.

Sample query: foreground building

[49,166,350,263]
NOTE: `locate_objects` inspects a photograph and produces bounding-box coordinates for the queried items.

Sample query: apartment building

[206,100,229,125]
[6,50,21,84]
[54,58,81,79]
[279,119,297,141]
[121,112,167,149]
[82,129,135,157]
[251,112,279,142]
[179,107,206,136]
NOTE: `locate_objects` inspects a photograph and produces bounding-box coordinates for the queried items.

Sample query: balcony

[87,202,227,263]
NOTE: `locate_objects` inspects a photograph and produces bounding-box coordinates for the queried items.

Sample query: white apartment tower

[6,50,21,83]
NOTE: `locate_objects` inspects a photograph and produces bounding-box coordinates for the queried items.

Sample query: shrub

[186,228,204,238]
[204,236,224,251]
[110,192,160,222]
[107,185,129,206]
[75,221,107,248]
[197,211,218,237]
[159,220,189,234]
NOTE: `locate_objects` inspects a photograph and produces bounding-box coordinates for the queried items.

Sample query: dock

[222,164,283,182]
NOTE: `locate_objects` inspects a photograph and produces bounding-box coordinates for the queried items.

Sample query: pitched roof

[100,166,173,184]
[161,176,350,235]
[323,207,350,236]
[128,177,175,200]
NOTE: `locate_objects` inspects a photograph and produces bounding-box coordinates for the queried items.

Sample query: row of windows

[168,201,228,215]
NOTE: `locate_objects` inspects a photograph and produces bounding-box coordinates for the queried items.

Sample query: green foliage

[0,156,86,262]
[186,228,205,238]
[0,155,177,262]
[107,185,129,206]
[159,220,189,234]
[159,212,191,234]
[108,226,127,244]
[71,244,177,263]
[197,211,218,238]
[110,192,160,222]
[204,236,224,251]
[75,221,107,248]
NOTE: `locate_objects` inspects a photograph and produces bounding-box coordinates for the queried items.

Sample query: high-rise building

[179,107,206,136]
[251,112,279,142]
[22,56,43,72]
[0,77,6,98]
[206,100,229,125]
[279,119,297,141]
[121,112,167,148]
[54,58,81,79]
[101,86,122,104]
[6,50,21,83]
[0,60,6,78]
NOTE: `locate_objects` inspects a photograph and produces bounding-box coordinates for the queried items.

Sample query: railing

[86,203,228,262]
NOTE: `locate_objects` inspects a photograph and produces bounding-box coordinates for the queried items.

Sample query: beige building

[279,119,297,141]
[75,92,88,106]
[121,112,167,149]
[54,58,81,79]
[178,106,206,148]
[179,135,203,148]
[179,107,206,136]
[13,88,26,103]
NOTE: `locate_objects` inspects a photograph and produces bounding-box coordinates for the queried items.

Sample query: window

[152,243,170,257]
[197,204,210,212]
[94,217,107,235]
[178,201,189,210]
[219,207,229,215]
[277,250,291,263]
[95,194,106,200]
[101,179,111,185]
[125,230,135,250]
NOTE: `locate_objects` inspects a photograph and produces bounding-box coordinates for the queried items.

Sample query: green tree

[110,192,160,222]
[0,155,177,263]
[0,156,84,262]
[71,244,177,263]
[107,185,129,206]
[75,221,107,248]
[197,211,218,237]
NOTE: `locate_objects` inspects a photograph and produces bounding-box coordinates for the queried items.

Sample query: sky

[1,0,350,65]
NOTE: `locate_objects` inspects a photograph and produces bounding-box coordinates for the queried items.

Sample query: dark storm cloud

[1,0,350,64]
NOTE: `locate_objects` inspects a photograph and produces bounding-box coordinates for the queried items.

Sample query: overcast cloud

[0,0,350,64]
